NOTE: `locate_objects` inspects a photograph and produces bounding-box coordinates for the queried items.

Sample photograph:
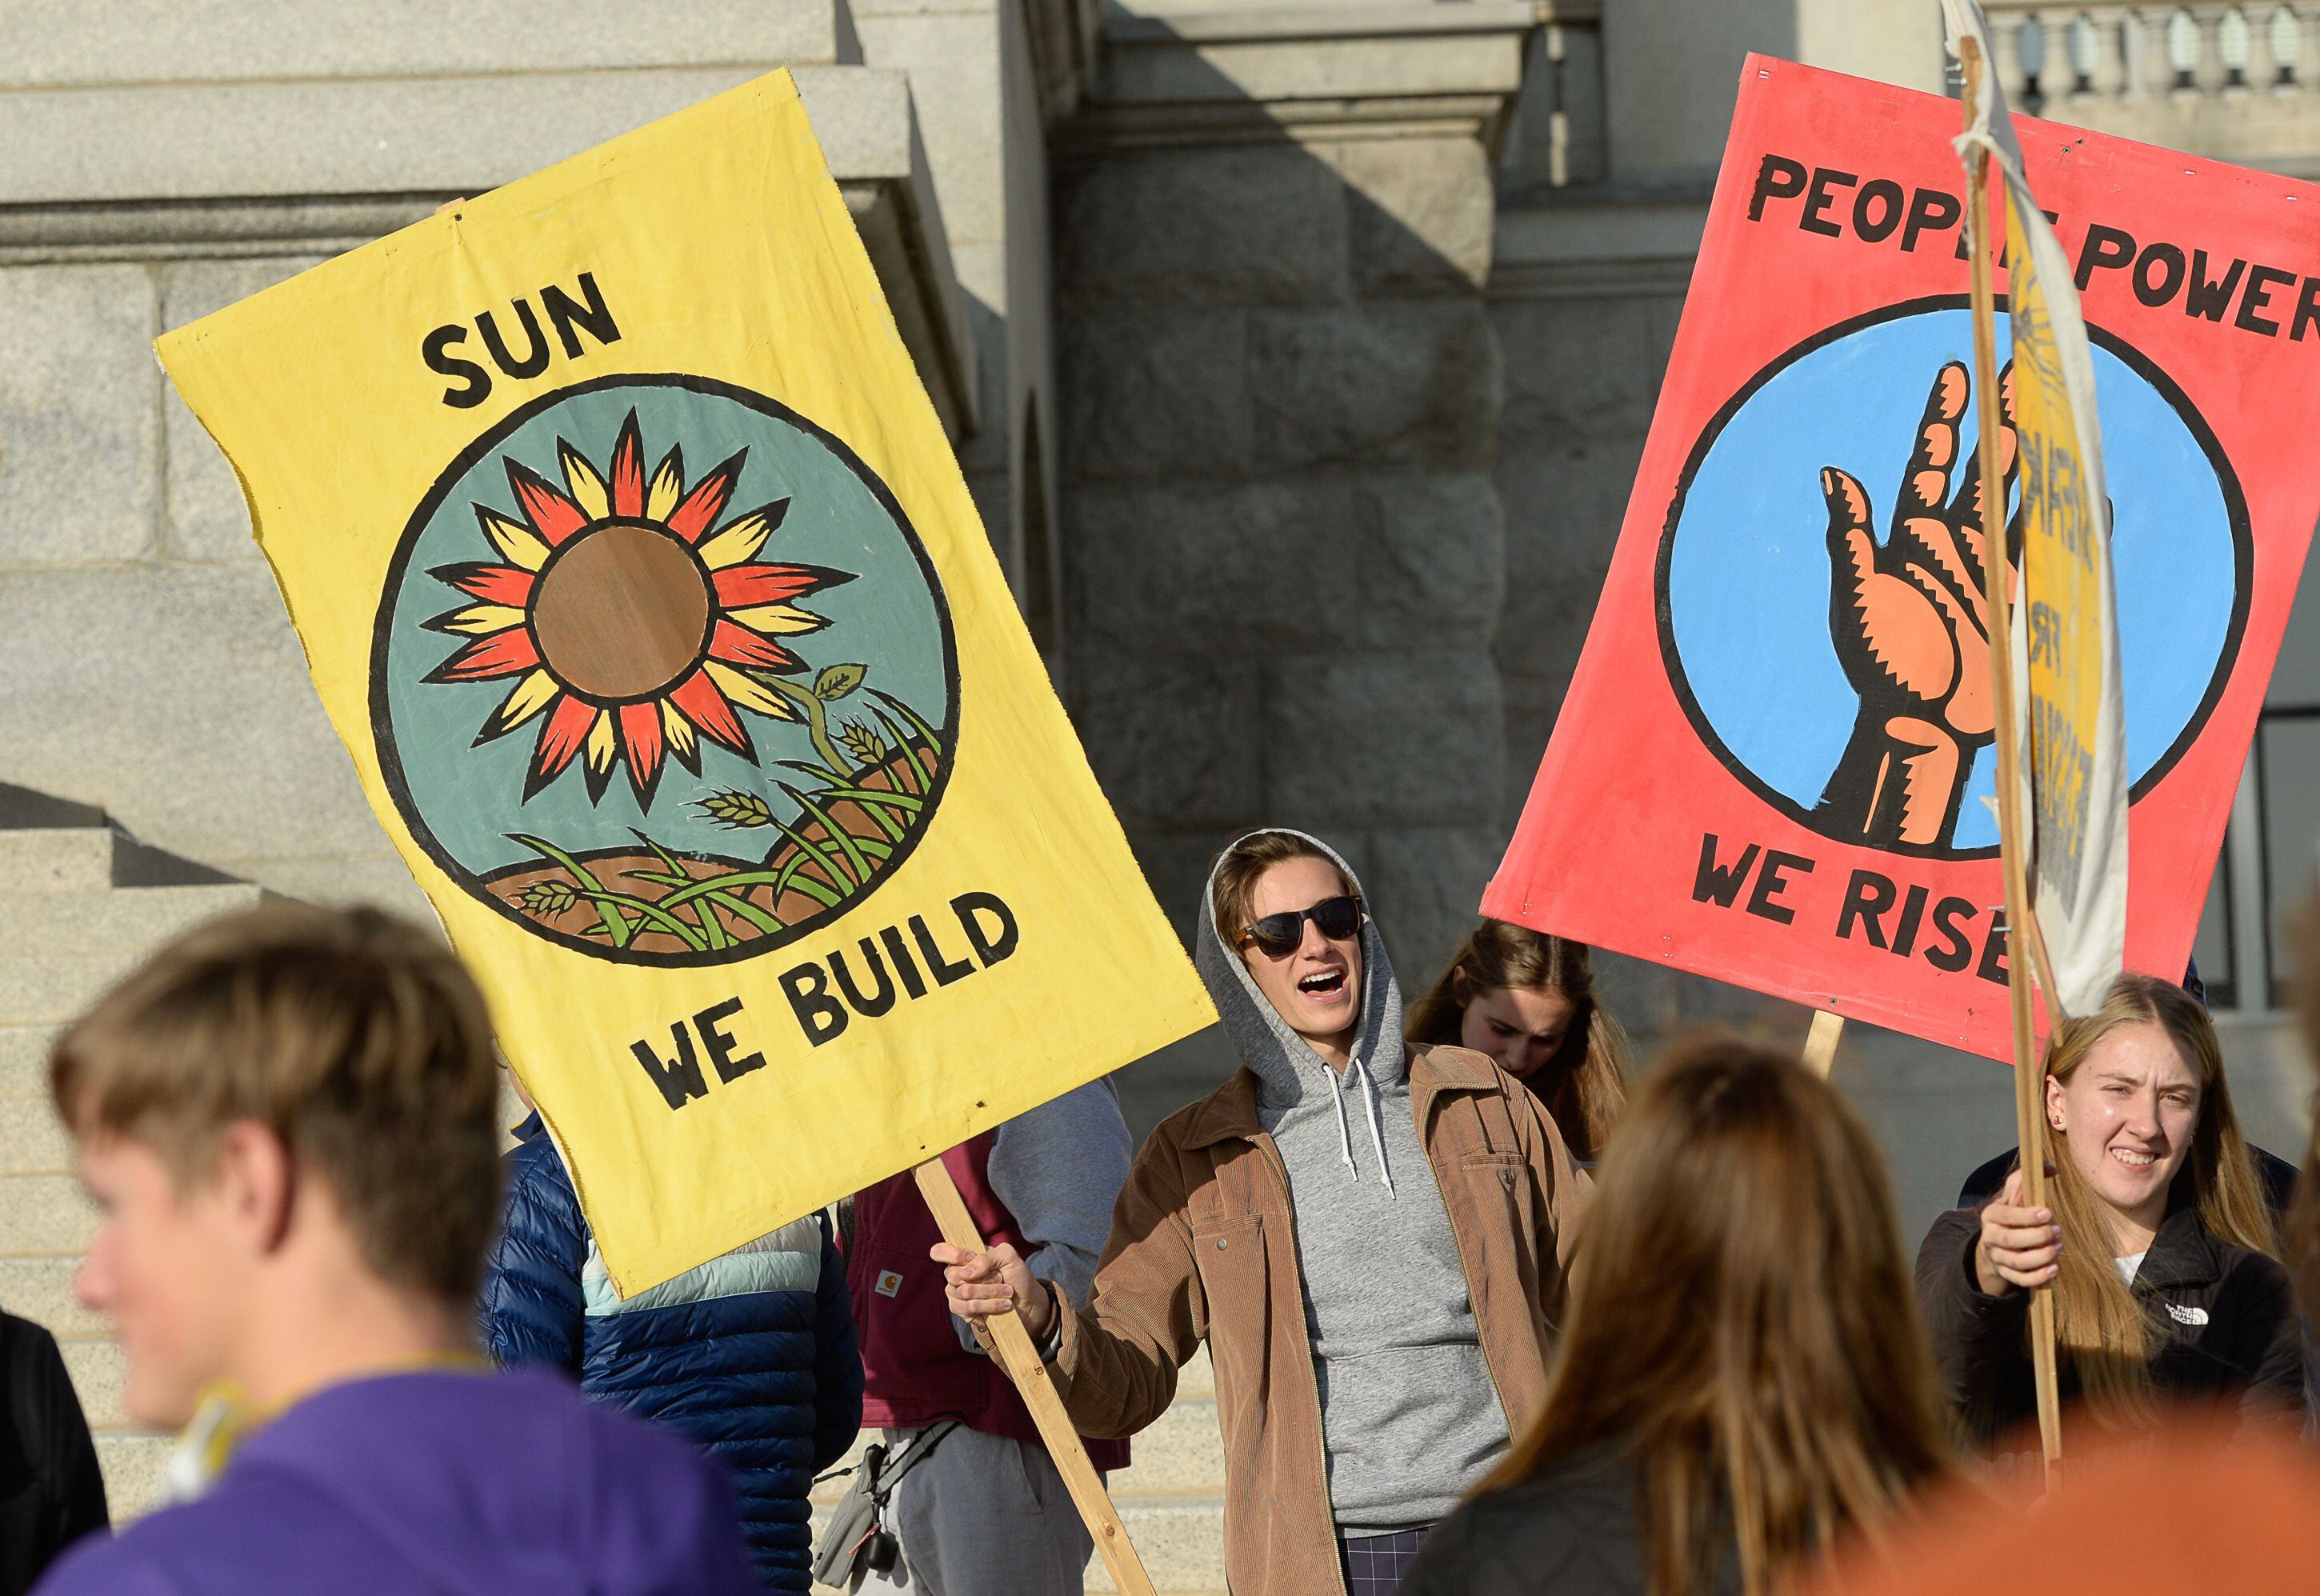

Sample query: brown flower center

[530,522,712,701]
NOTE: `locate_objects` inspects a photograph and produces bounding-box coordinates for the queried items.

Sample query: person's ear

[1450,966,1472,1006]
[210,1119,298,1258]
[2044,1072,2066,1134]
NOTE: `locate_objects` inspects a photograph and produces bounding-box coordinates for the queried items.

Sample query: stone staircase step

[0,1026,62,1098]
[0,1256,101,1339]
[95,1433,171,1522]
[1086,1497,1228,1595]
[0,882,263,956]
[0,951,144,1026]
[0,1172,98,1253]
[0,1098,70,1175]
[0,830,117,894]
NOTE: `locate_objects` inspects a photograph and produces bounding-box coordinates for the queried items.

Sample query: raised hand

[1813,360,2020,849]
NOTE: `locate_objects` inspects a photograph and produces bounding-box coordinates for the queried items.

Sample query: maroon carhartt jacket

[845,1130,1130,1470]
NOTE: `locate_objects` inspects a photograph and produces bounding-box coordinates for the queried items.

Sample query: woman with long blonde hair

[1408,922,1630,1162]
[1916,971,2302,1444]
[1398,1038,1952,1596]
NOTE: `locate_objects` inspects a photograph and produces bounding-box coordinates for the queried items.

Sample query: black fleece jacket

[1399,1444,1742,1596]
[1915,1199,2306,1446]
[0,1311,107,1596]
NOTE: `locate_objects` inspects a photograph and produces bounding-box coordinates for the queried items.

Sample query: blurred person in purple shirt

[30,902,754,1596]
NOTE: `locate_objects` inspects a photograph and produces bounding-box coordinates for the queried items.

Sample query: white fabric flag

[1943,0,2129,1018]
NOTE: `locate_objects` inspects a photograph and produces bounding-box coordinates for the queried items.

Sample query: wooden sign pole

[912,1158,1158,1596]
[1959,32,2064,1482]
[1802,1009,1845,1077]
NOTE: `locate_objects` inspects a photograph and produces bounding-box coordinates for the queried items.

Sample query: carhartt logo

[875,1269,904,1298]
[2165,1302,2209,1326]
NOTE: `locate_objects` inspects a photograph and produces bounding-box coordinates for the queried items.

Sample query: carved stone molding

[0,31,978,437]
[1062,2,1536,151]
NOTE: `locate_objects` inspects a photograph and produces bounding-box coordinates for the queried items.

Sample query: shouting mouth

[1298,969,1349,1002]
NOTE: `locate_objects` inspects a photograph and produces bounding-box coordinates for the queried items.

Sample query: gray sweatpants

[865,1425,1092,1596]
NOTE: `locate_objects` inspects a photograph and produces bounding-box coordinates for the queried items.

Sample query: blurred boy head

[50,903,502,1428]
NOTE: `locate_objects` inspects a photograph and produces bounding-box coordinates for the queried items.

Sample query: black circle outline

[372,372,962,966]
[1653,294,2252,862]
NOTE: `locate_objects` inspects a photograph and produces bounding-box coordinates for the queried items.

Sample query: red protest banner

[1485,54,2320,1060]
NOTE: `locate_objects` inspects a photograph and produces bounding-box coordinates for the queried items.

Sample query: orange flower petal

[610,411,646,518]
[424,628,541,684]
[707,618,803,673]
[619,702,666,806]
[666,450,746,543]
[668,666,755,760]
[714,562,852,610]
[526,694,598,798]
[430,562,536,607]
[505,461,587,546]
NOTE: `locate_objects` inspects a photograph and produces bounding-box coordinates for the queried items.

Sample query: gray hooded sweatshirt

[1195,833,1510,1531]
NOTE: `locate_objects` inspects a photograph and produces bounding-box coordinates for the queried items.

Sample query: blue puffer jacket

[478,1115,862,1594]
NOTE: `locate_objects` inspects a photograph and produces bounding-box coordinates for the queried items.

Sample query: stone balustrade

[1980,3,2320,174]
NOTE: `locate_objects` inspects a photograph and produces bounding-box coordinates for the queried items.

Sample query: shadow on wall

[1048,25,1514,1136]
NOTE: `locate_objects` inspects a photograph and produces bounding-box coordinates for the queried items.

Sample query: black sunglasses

[1238,895,1363,957]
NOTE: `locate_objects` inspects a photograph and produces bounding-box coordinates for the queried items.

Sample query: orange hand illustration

[1813,359,2019,849]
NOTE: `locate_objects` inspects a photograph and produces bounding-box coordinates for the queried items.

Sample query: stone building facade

[3,0,2320,1563]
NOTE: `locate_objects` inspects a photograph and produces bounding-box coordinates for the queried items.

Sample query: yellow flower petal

[585,710,618,774]
[439,603,528,636]
[494,670,561,733]
[558,441,610,523]
[704,660,798,722]
[727,603,827,636]
[478,508,550,571]
[647,450,684,522]
[697,510,773,571]
[660,699,698,759]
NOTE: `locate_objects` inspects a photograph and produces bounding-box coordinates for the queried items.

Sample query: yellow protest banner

[156,70,1215,1294]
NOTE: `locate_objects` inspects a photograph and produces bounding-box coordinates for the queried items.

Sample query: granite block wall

[1057,135,1510,1020]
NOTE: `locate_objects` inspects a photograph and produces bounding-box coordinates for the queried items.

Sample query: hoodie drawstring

[1330,1059,1358,1178]
[1354,1054,1395,1196]
[1326,1051,1397,1196]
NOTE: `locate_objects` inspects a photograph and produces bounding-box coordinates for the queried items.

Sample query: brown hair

[1208,831,1348,944]
[1483,1038,1951,1596]
[50,902,504,1306]
[1408,921,1630,1161]
[2286,894,2320,1318]
[2034,970,2274,1423]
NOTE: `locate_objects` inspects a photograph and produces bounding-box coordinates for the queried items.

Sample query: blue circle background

[1663,307,2238,852]
[379,382,950,883]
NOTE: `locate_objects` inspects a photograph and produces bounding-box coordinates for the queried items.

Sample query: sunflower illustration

[421,410,853,810]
